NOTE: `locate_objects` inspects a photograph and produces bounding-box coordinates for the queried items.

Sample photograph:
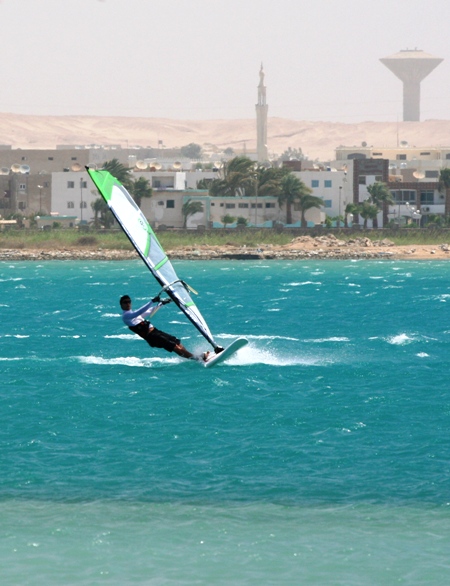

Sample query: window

[80,201,87,209]
[373,152,383,156]
[225,203,236,209]
[48,157,54,161]
[391,189,416,203]
[19,184,26,191]
[324,180,332,188]
[446,154,450,160]
[80,180,87,188]
[375,175,383,182]
[157,201,164,206]
[67,201,74,209]
[21,156,27,161]
[265,203,275,208]
[311,179,319,188]
[251,203,263,208]
[71,157,78,160]
[420,152,430,156]
[238,203,249,208]
[358,176,366,185]
[324,199,332,208]
[396,154,407,160]
[18,201,26,210]
[166,200,175,208]
[67,181,75,188]
[425,170,439,179]
[420,191,434,204]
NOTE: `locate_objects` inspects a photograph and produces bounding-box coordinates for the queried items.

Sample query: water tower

[380,49,443,121]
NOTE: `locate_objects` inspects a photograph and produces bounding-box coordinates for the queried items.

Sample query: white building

[51,172,95,223]
[296,169,349,225]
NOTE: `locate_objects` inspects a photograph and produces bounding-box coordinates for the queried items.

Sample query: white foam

[305,337,350,343]
[286,281,322,286]
[387,333,415,345]
[226,345,330,367]
[78,355,181,367]
[218,333,300,341]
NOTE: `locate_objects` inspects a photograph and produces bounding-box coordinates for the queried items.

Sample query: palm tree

[297,194,325,227]
[102,158,133,190]
[358,201,379,229]
[438,168,450,217]
[209,156,255,197]
[131,176,152,207]
[366,182,394,228]
[90,197,114,228]
[277,174,311,225]
[257,166,290,197]
[344,203,359,228]
[182,199,204,228]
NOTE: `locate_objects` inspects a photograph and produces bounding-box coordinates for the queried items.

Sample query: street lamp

[37,184,43,214]
[338,185,342,228]
[406,202,421,227]
[254,167,258,227]
[80,177,84,224]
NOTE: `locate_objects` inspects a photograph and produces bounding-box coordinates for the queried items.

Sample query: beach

[1,234,449,261]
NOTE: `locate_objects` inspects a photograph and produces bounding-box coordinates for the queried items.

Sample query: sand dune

[0,112,449,161]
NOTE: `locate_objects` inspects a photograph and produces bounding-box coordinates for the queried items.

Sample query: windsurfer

[119,295,209,361]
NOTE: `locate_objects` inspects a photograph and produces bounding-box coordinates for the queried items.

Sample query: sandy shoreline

[1,236,450,261]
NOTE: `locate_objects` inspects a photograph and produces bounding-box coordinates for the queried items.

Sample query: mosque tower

[380,49,443,121]
[256,64,268,161]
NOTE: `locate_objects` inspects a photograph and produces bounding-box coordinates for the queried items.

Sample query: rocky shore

[1,235,450,261]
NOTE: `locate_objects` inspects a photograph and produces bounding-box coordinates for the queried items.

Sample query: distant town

[1,55,449,232]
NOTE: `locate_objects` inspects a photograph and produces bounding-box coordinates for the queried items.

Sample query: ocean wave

[78,355,181,367]
[285,281,322,286]
[304,337,350,343]
[219,333,300,341]
[386,333,416,345]
[226,345,332,367]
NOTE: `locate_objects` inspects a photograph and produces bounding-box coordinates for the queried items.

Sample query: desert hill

[0,112,449,161]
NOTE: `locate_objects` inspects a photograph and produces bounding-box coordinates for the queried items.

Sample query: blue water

[2,259,450,585]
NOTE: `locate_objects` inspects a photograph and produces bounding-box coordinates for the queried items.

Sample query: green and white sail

[86,167,219,350]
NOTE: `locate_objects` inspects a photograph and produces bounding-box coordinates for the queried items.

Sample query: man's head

[120,295,131,309]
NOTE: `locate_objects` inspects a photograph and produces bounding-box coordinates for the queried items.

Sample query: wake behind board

[204,337,248,368]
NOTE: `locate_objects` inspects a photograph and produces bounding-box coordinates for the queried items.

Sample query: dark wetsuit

[122,300,180,353]
[128,321,180,352]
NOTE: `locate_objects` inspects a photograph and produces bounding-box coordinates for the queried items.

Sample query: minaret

[256,64,268,162]
[380,49,443,121]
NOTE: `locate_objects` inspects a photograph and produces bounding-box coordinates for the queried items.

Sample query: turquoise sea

[2,258,450,585]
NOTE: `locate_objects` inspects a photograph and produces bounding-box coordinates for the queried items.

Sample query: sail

[86,167,219,350]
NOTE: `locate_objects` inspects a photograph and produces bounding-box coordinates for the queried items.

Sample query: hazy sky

[1,0,449,122]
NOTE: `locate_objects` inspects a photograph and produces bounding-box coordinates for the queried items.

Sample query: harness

[128,320,153,339]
